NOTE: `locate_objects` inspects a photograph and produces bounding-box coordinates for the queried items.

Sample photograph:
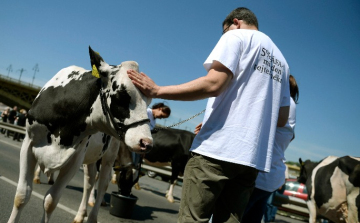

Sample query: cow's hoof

[165,193,175,203]
[48,180,54,185]
[111,179,117,184]
[88,202,95,207]
[101,201,107,206]
[134,182,141,190]
[33,179,41,184]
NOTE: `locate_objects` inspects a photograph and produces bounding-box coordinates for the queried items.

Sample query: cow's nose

[139,138,153,152]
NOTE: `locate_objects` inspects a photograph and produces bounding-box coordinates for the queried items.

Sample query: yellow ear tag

[92,65,100,78]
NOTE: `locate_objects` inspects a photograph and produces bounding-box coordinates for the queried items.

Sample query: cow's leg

[88,170,107,207]
[33,164,42,184]
[166,168,179,203]
[111,170,118,184]
[111,157,119,184]
[41,151,85,223]
[47,172,55,185]
[8,136,36,223]
[306,200,317,223]
[88,180,96,207]
[73,163,97,223]
[347,192,358,223]
[86,142,119,223]
[33,164,55,185]
[166,182,176,203]
[133,168,142,190]
[134,182,141,190]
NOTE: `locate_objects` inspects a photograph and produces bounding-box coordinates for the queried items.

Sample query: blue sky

[1,1,359,163]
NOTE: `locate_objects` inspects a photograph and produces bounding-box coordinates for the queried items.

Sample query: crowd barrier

[0,122,26,134]
[0,122,173,177]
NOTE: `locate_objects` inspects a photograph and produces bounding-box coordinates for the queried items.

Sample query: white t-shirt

[190,29,290,172]
[147,108,156,130]
[255,98,296,192]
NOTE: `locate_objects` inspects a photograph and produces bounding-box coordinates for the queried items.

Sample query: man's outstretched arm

[127,60,233,101]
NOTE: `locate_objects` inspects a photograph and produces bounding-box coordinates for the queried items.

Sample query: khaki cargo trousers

[178,153,259,223]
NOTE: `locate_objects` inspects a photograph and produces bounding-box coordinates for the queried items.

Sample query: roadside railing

[0,121,173,177]
[0,74,42,90]
[273,191,309,216]
[0,122,26,134]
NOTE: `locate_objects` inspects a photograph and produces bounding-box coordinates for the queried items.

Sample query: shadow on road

[140,186,181,203]
[131,205,178,221]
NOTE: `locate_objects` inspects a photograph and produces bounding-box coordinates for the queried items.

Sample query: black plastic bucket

[109,192,138,218]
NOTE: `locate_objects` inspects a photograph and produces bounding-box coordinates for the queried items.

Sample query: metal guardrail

[142,164,173,177]
[141,164,183,180]
[0,74,42,90]
[273,192,309,216]
[0,122,26,134]
[0,122,175,178]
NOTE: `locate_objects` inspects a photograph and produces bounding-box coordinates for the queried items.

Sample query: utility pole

[32,64,39,85]
[6,65,13,77]
[17,68,26,81]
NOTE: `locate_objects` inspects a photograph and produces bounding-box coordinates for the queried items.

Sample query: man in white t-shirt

[128,7,290,223]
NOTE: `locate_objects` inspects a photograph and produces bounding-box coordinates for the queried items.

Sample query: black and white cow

[118,127,195,203]
[298,156,360,223]
[33,132,128,222]
[7,47,153,223]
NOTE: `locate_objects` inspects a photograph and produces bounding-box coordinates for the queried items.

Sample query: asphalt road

[0,133,305,223]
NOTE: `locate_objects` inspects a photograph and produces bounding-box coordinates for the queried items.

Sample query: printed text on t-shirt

[253,47,284,83]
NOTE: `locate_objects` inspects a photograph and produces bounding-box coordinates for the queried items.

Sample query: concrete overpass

[0,73,42,110]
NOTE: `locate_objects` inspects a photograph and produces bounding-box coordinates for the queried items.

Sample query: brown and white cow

[7,47,153,223]
[298,156,360,223]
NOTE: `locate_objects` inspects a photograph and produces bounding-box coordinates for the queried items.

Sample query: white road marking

[0,138,21,150]
[0,175,78,216]
[0,138,79,216]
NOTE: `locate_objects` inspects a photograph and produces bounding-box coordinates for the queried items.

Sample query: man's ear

[233,18,241,29]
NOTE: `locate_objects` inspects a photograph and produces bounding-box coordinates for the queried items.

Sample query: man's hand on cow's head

[127,69,159,98]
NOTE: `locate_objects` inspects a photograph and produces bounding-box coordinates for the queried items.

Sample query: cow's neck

[86,95,119,138]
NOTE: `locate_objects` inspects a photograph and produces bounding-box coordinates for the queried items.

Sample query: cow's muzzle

[139,138,153,153]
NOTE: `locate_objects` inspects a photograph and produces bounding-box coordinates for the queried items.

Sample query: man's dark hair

[222,7,259,29]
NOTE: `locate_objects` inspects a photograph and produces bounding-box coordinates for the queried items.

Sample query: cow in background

[116,127,195,203]
[7,47,153,223]
[298,156,360,223]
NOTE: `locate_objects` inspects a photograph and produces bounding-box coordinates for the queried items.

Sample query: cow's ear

[89,46,105,78]
[299,158,303,165]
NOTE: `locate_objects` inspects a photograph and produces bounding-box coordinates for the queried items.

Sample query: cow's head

[89,46,153,153]
[298,158,318,184]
